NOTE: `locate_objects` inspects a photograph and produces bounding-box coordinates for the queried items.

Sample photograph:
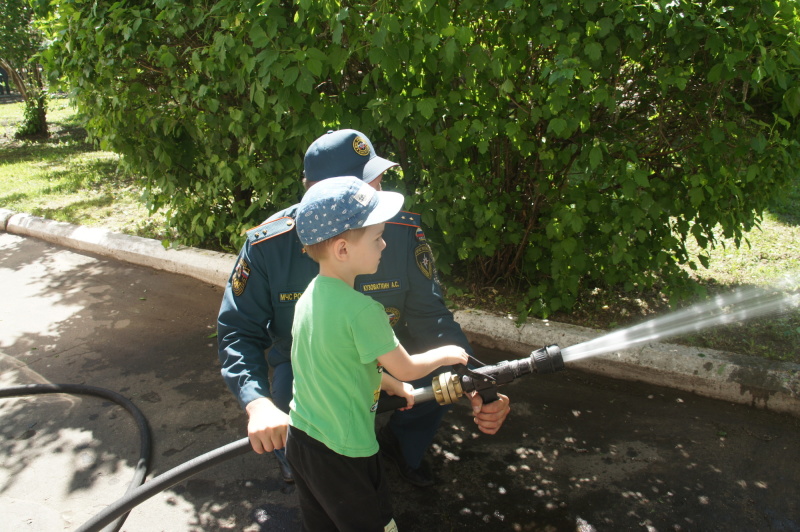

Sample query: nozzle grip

[477,387,499,404]
[531,345,564,374]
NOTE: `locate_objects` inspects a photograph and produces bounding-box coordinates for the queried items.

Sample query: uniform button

[286,220,294,227]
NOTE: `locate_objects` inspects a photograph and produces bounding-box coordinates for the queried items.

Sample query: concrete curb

[4,212,233,287]
[0,208,15,231]
[3,209,798,417]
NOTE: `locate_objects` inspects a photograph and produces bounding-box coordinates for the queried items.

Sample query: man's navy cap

[296,176,404,245]
[303,129,399,184]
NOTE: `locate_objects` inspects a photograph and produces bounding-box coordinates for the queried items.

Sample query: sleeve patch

[414,243,435,280]
[232,257,251,296]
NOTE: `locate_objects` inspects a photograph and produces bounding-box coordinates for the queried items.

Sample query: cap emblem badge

[353,136,370,156]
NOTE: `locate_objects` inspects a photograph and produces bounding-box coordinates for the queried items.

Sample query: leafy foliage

[1,0,48,137]
[41,0,800,317]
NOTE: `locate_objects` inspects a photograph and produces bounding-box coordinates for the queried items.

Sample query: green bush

[14,95,48,138]
[42,0,800,316]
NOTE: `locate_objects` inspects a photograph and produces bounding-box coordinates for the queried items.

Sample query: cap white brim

[363,191,404,227]
[362,157,399,183]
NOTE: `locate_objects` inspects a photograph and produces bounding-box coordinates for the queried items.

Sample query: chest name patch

[360,279,401,293]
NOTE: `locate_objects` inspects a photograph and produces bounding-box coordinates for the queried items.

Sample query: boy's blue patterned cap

[297,176,404,245]
[303,129,398,184]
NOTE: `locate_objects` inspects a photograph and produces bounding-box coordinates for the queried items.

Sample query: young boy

[286,176,469,531]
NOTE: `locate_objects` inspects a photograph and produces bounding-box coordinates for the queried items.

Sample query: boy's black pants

[286,426,396,531]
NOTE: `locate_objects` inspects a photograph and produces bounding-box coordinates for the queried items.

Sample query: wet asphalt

[1,232,799,532]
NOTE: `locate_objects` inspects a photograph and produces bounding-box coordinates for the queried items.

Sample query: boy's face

[349,223,387,275]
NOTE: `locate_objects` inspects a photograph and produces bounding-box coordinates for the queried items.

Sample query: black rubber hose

[78,384,440,530]
[3,385,423,532]
[75,437,252,532]
[0,383,152,532]
[79,388,431,530]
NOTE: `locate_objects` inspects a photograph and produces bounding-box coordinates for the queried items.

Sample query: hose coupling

[432,372,464,406]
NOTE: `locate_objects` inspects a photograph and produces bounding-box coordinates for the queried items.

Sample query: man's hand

[468,392,510,435]
[245,397,289,453]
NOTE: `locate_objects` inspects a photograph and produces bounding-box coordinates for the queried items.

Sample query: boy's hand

[428,345,469,367]
[245,397,289,453]
[394,381,416,411]
[382,374,416,410]
[468,392,510,435]
[450,347,469,367]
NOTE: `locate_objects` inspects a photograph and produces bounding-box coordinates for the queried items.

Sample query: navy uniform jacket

[217,205,472,408]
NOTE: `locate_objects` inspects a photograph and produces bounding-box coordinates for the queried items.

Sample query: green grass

[2,97,798,364]
[0,96,171,239]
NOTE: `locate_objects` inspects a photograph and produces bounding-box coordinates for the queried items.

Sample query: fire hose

[2,345,564,532]
[0,383,151,532]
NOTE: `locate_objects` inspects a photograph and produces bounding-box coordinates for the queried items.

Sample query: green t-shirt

[289,275,400,457]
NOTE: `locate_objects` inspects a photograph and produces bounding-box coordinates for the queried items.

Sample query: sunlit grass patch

[0,96,170,238]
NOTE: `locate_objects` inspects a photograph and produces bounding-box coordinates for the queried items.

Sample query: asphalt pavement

[1,213,799,531]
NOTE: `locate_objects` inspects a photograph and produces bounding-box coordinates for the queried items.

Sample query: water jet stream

[561,279,799,363]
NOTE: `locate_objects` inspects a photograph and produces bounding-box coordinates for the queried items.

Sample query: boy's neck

[318,261,356,288]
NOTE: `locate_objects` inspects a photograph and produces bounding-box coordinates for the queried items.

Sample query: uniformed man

[217,129,511,487]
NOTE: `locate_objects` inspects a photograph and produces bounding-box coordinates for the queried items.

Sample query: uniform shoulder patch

[231,257,251,296]
[387,210,420,228]
[415,242,435,280]
[247,216,297,245]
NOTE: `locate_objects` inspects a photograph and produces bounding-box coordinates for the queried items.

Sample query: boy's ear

[332,237,349,261]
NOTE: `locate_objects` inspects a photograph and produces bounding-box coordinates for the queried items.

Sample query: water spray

[561,280,800,363]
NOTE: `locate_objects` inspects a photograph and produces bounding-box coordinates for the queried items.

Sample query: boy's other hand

[431,345,469,367]
[245,397,289,453]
